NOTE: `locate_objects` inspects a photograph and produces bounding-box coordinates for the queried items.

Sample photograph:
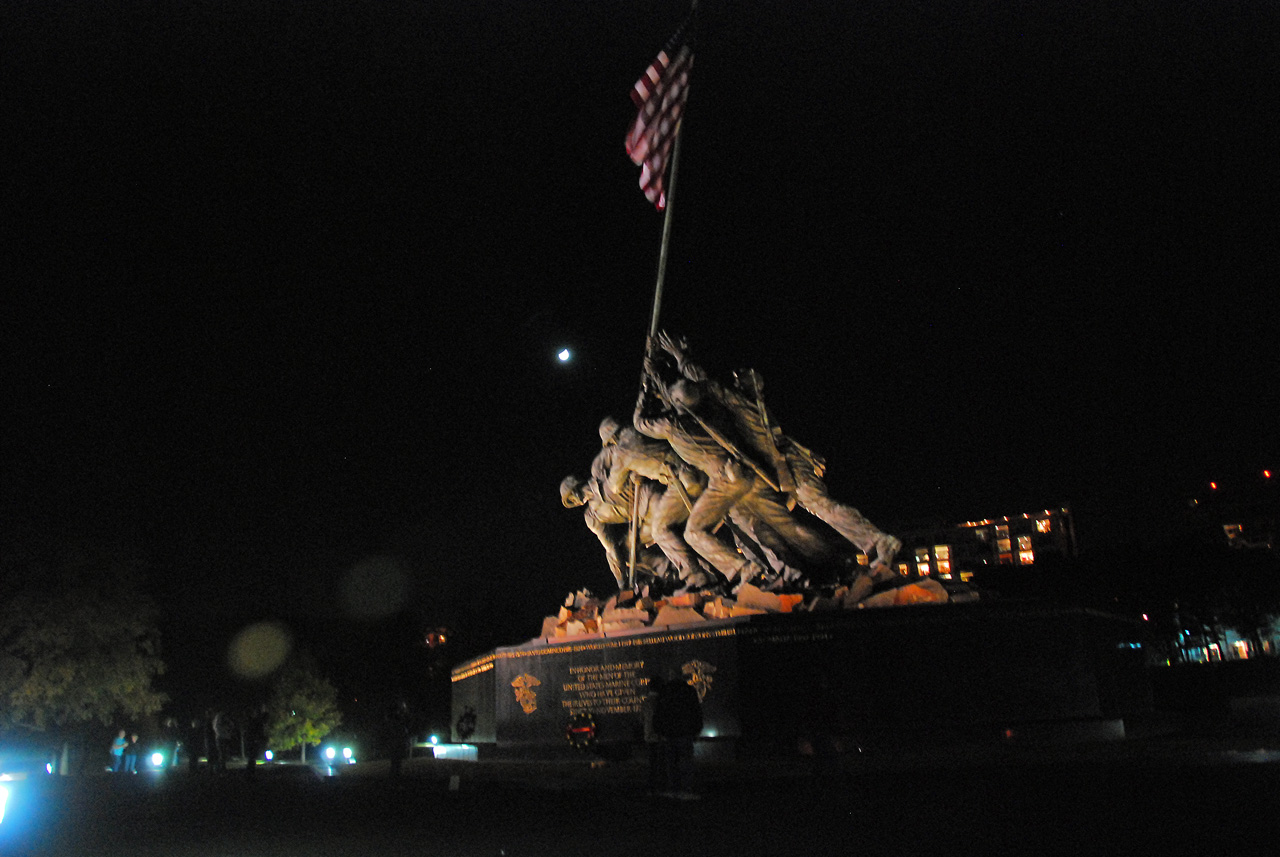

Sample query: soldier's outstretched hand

[655,330,689,359]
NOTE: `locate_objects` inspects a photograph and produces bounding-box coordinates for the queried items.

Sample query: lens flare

[227,621,293,679]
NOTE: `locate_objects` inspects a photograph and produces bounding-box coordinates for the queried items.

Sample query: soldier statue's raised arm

[647,334,842,573]
[633,348,774,588]
[597,416,716,591]
[560,468,673,591]
[653,332,902,579]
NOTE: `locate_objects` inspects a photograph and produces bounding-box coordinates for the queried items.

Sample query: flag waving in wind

[625,17,694,210]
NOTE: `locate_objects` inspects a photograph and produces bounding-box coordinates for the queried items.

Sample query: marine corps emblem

[681,659,716,702]
[511,673,542,714]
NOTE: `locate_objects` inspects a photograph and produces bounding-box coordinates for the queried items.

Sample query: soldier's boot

[870,534,903,579]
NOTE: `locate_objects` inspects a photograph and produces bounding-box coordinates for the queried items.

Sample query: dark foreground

[4,743,1279,857]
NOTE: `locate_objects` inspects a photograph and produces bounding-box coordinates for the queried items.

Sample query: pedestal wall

[450,602,1150,751]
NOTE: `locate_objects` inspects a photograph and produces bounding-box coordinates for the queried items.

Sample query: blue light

[430,744,478,761]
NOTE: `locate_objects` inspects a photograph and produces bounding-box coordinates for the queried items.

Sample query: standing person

[385,701,411,778]
[183,717,199,771]
[123,734,141,774]
[212,711,236,772]
[653,668,703,799]
[186,715,208,772]
[243,706,267,779]
[640,672,667,795]
[202,712,217,771]
[109,730,128,772]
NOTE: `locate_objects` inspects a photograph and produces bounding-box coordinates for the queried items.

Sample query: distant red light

[1209,481,1218,490]
[1265,470,1272,479]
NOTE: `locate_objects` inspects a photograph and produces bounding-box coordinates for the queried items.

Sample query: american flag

[625,22,694,210]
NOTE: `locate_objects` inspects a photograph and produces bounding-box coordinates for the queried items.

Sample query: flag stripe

[625,25,694,211]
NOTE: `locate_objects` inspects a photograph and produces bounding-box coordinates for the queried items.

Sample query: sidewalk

[333,725,1280,793]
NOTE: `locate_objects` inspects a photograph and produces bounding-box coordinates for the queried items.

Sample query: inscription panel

[560,660,647,715]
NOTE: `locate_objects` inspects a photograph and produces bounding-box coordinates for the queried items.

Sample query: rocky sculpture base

[449,601,1152,756]
[538,576,972,639]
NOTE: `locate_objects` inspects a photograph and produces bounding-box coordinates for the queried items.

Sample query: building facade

[892,507,1079,586]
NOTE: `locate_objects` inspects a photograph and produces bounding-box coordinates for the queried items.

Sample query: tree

[265,661,342,763]
[0,547,167,771]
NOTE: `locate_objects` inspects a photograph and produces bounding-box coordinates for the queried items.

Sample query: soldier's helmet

[669,379,703,410]
[732,368,763,394]
[598,416,623,446]
[559,475,586,508]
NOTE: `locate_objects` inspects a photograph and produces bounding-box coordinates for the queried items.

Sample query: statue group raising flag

[556,3,942,621]
[454,5,1150,767]
[563,332,908,608]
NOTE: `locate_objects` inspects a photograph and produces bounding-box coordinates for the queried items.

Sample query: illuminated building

[890,507,1078,586]
[1187,469,1276,553]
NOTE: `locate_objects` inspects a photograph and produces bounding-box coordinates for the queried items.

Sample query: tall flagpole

[645,0,696,341]
[646,125,684,341]
[628,1,696,593]
[627,125,682,594]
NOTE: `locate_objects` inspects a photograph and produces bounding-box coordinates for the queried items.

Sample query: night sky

[5,2,1277,708]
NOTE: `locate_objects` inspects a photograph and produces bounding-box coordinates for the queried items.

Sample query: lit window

[897,563,910,576]
[1223,524,1242,541]
[856,553,870,566]
[999,553,1013,565]
[975,528,991,542]
[959,571,974,582]
[934,545,951,560]
[1035,518,1051,533]
[1017,535,1032,550]
[1018,549,1035,565]
[995,524,1009,537]
[996,538,1012,552]
[914,549,930,575]
[936,559,952,577]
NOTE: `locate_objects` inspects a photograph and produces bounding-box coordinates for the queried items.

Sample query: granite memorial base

[450,601,1151,758]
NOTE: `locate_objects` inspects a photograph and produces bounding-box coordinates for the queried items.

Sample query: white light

[264,750,273,761]
[150,752,164,768]
[431,744,478,761]
[430,735,439,745]
[324,747,336,760]
[0,782,9,826]
[557,348,571,362]
[342,747,353,760]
